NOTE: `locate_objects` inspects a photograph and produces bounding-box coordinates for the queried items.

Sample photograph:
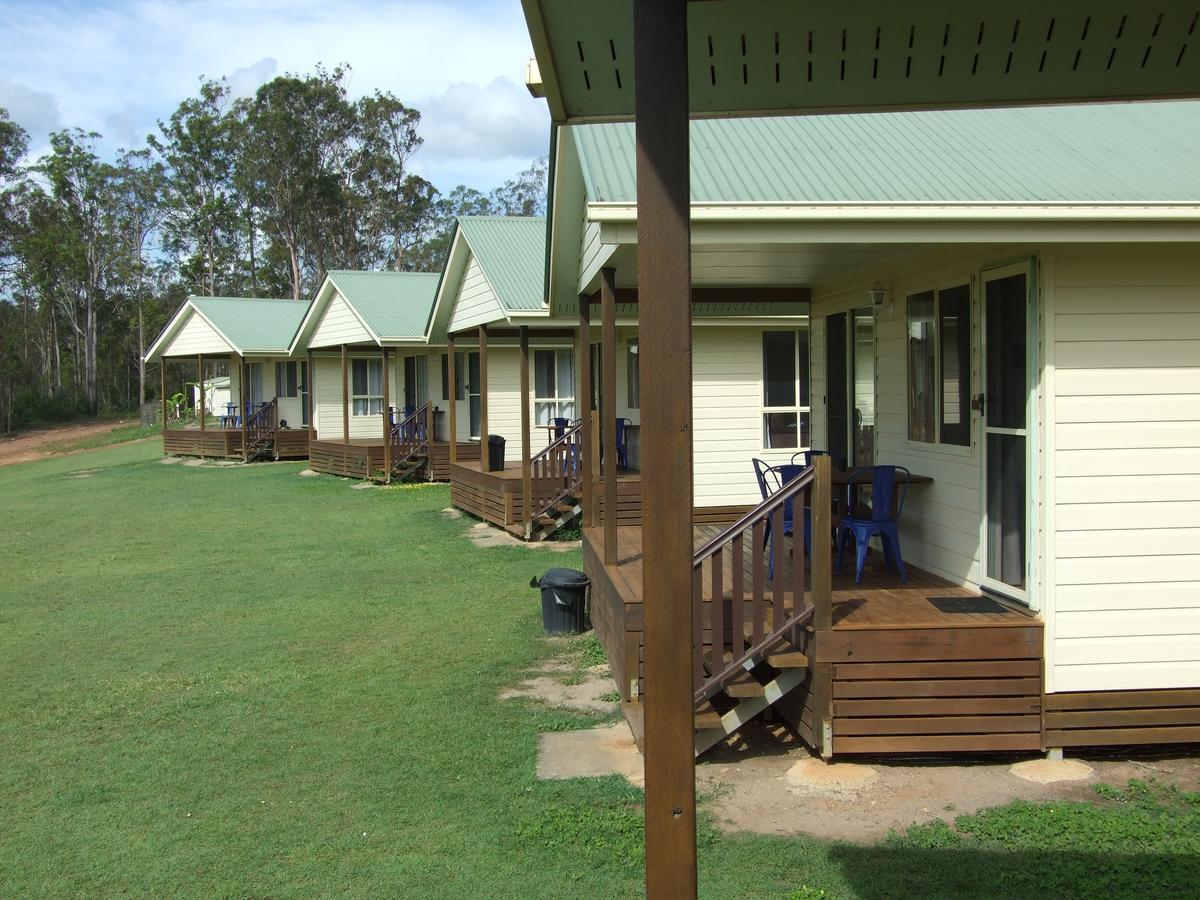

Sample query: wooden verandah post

[601,267,618,565]
[382,346,391,482]
[341,344,349,446]
[811,454,834,757]
[306,352,315,441]
[479,324,490,471]
[633,0,696,895]
[447,336,457,462]
[520,325,532,538]
[578,298,594,528]
[237,354,248,461]
[197,353,205,459]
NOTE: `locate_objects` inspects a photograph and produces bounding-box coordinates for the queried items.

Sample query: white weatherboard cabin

[428,215,597,538]
[432,213,808,539]
[146,296,312,461]
[520,1,1200,892]
[544,102,1200,756]
[290,270,474,481]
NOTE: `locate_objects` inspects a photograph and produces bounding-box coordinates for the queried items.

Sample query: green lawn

[1,440,1197,898]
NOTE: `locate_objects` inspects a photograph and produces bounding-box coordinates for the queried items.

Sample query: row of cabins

[146,100,1200,761]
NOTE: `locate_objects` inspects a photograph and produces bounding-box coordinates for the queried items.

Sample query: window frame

[350,357,384,417]
[904,281,975,452]
[454,350,481,439]
[759,327,811,452]
[626,339,640,410]
[274,360,303,399]
[533,347,576,426]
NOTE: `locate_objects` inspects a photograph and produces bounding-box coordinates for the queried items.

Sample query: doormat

[927,596,1009,614]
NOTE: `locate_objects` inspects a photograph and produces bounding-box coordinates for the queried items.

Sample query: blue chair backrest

[751,458,777,501]
[553,416,570,439]
[404,404,415,419]
[847,465,910,521]
[615,418,629,446]
[790,449,827,468]
[777,464,805,486]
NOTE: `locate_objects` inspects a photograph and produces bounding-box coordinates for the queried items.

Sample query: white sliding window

[351,358,384,416]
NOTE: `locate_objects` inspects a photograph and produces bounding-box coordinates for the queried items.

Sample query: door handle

[971,393,986,414]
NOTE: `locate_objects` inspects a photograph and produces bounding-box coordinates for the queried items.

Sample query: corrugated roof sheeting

[190,297,309,352]
[457,216,548,312]
[572,102,1200,204]
[325,270,441,339]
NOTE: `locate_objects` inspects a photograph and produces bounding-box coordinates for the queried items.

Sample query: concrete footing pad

[786,757,879,790]
[1010,758,1095,784]
[536,722,644,786]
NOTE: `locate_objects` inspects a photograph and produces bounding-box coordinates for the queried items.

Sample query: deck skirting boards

[1045,688,1200,748]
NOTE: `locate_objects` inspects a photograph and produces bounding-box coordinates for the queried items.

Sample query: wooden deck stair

[244,399,277,462]
[387,403,431,483]
[688,463,827,756]
[526,422,585,541]
[694,638,811,755]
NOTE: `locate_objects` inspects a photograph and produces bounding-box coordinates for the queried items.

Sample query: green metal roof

[190,297,309,352]
[326,270,441,339]
[457,216,548,312]
[572,101,1200,204]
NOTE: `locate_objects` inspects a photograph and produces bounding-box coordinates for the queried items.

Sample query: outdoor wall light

[868,282,888,308]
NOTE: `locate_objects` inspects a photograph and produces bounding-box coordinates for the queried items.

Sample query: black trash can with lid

[487,434,505,470]
[531,568,590,634]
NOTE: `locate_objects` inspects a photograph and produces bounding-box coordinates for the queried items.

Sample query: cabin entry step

[529,496,583,542]
[694,665,809,757]
[693,641,810,757]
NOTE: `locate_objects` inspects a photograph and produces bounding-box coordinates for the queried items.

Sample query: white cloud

[227,58,279,100]
[0,77,63,140]
[419,76,548,160]
[0,0,550,190]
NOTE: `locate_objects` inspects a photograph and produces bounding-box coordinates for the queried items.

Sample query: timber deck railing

[691,457,832,704]
[527,421,585,531]
[389,402,430,470]
[245,399,277,460]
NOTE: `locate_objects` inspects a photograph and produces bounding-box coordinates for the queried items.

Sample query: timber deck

[449,461,642,536]
[585,525,1045,757]
[162,427,308,460]
[309,438,479,481]
[449,463,751,537]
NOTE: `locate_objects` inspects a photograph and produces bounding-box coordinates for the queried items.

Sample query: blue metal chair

[552,416,571,441]
[836,465,910,584]
[753,460,807,578]
[789,449,827,551]
[790,448,827,467]
[615,417,631,470]
[768,463,814,578]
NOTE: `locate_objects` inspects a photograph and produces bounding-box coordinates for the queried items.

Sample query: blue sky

[0,0,550,194]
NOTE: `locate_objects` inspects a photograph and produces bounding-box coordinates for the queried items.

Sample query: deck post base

[1045,747,1065,761]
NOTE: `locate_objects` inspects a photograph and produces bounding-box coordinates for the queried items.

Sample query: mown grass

[1,440,1197,898]
[41,421,162,453]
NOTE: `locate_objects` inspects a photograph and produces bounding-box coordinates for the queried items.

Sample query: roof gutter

[587,201,1200,223]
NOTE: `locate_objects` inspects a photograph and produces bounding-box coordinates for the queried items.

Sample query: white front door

[980,262,1035,603]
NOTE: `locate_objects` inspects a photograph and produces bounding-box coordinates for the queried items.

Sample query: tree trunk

[247,206,258,297]
[289,244,301,301]
[137,306,146,406]
[85,292,98,414]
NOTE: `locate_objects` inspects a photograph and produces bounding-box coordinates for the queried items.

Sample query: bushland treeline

[0,65,545,432]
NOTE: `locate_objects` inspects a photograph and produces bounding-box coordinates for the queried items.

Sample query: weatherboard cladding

[325,270,441,340]
[456,216,547,313]
[189,297,309,353]
[571,102,1200,204]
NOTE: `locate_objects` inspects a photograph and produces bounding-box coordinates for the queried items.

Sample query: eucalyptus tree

[150,80,241,297]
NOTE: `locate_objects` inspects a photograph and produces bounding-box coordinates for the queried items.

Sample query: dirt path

[0,420,128,467]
